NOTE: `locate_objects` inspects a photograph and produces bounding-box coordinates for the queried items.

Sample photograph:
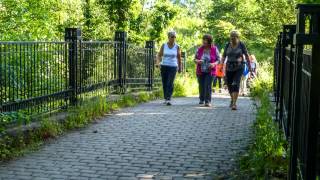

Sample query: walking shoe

[199,101,204,105]
[232,104,237,110]
[205,103,212,107]
[166,100,172,106]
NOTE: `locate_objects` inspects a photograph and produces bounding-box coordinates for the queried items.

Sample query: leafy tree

[148,0,178,42]
[206,0,297,50]
[97,0,141,31]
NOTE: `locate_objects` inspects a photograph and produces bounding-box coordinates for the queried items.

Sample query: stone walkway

[0,95,255,180]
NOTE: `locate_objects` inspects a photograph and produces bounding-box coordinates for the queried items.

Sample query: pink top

[195,45,218,76]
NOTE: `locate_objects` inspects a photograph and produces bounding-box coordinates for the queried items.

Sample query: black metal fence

[274,4,320,180]
[0,28,162,120]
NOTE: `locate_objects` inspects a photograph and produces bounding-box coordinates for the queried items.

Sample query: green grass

[237,62,288,179]
[0,91,160,161]
[173,73,198,97]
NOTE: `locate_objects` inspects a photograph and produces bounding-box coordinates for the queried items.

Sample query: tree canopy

[0,0,318,50]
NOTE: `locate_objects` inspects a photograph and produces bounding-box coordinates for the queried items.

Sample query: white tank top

[161,43,178,67]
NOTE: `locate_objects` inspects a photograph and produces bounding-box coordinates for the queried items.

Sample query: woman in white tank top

[156,31,182,106]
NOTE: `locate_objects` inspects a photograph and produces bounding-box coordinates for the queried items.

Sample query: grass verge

[237,62,289,179]
[173,73,198,97]
[0,91,160,161]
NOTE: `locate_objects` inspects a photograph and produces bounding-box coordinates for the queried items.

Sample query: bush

[172,73,198,97]
[173,76,187,97]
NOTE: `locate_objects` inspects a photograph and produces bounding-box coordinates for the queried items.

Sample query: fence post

[145,41,155,91]
[273,35,280,102]
[289,4,320,179]
[65,28,81,105]
[275,32,283,122]
[181,52,186,73]
[114,31,127,93]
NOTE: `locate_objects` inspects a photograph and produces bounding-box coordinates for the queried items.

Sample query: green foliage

[206,0,297,49]
[173,77,187,97]
[0,112,31,133]
[38,119,63,139]
[65,96,108,129]
[97,0,141,31]
[138,92,150,102]
[149,0,178,42]
[172,74,198,97]
[0,0,84,40]
[239,63,288,178]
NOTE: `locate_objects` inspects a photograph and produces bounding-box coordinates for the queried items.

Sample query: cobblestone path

[0,95,255,180]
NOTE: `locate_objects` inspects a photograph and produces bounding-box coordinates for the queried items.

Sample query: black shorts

[226,67,243,93]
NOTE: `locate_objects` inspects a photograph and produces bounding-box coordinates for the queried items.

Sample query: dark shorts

[226,67,243,93]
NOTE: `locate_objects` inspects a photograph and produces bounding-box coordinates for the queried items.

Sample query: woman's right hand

[195,59,203,64]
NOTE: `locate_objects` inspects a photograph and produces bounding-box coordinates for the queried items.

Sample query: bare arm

[156,44,164,66]
[177,47,182,72]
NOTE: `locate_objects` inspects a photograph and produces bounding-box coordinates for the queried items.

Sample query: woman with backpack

[194,34,220,107]
[222,30,250,110]
[156,31,182,106]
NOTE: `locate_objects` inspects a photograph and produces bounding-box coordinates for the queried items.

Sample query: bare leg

[232,92,239,110]
[229,92,233,107]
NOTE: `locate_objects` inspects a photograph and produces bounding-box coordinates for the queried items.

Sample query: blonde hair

[230,30,240,37]
[250,54,256,61]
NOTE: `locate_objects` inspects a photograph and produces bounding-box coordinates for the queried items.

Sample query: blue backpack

[243,63,249,76]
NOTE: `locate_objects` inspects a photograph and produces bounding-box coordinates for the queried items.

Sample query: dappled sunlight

[116,112,167,116]
[115,112,135,116]
[184,173,210,177]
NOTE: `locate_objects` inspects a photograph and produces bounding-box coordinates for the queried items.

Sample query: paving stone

[0,96,255,180]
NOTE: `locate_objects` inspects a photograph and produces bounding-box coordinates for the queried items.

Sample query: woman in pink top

[194,34,220,107]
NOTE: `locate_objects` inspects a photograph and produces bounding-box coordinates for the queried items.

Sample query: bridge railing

[274,4,320,180]
[0,28,160,121]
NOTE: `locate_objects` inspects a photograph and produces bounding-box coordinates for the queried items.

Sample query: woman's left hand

[209,63,216,69]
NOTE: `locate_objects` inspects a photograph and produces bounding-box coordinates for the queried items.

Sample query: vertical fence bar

[274,35,279,102]
[289,4,320,180]
[275,32,283,122]
[65,28,81,105]
[281,25,296,138]
[146,41,155,90]
[0,43,2,112]
[114,31,127,93]
[289,6,305,179]
[279,29,288,130]
[181,51,186,73]
[302,6,320,179]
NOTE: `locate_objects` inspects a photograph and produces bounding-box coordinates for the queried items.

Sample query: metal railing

[0,28,160,120]
[274,4,320,180]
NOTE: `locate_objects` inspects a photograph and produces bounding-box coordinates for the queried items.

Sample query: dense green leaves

[0,0,177,43]
[206,0,297,49]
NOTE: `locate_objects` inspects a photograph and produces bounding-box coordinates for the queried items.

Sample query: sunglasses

[170,36,176,38]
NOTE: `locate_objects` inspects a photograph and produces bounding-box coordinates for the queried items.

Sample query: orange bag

[215,64,224,78]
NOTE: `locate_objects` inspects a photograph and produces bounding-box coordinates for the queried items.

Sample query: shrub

[172,73,198,97]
